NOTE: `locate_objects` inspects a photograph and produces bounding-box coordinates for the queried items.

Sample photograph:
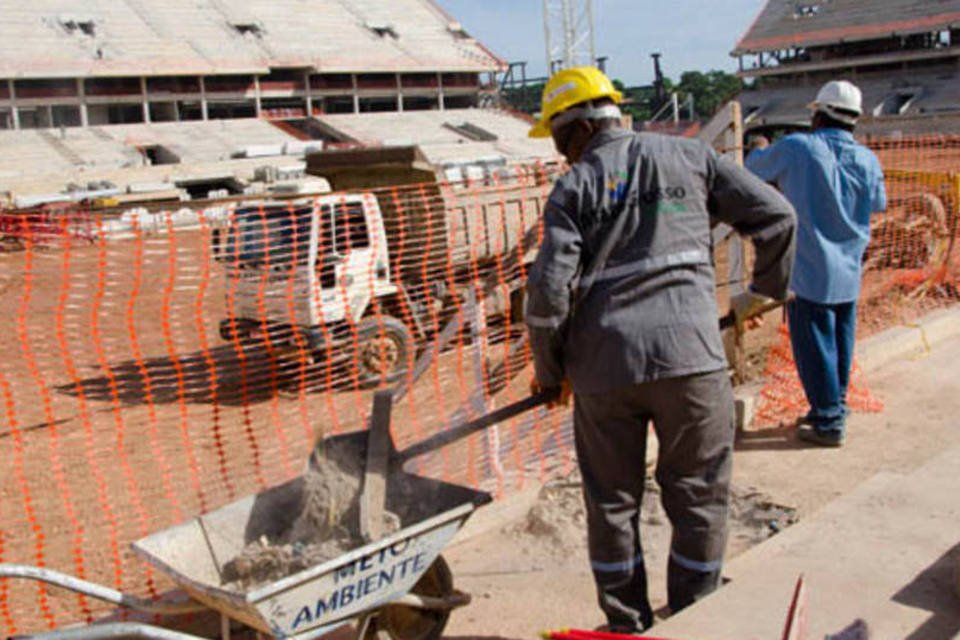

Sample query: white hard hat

[808,80,862,125]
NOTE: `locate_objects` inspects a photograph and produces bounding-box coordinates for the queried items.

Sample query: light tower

[542,0,596,74]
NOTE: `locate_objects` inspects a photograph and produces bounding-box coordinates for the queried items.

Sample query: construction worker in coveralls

[525,66,797,632]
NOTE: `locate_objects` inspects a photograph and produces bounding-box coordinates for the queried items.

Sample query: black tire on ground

[354,315,414,386]
[376,555,454,640]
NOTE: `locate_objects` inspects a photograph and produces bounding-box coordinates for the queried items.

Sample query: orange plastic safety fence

[2,136,951,631]
[0,166,583,632]
[753,135,960,428]
[753,323,884,429]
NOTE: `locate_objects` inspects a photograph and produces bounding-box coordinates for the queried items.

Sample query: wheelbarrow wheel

[374,555,454,640]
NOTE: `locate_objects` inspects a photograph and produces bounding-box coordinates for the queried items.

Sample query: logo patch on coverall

[607,170,629,204]
[638,185,689,214]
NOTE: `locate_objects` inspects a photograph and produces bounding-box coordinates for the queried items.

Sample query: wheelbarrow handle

[397,388,559,463]
[0,563,206,616]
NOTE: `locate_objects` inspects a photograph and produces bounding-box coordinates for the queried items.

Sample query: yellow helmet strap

[550,103,622,132]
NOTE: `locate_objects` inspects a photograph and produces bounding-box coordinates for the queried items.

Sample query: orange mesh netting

[0,168,587,632]
[753,323,885,428]
[0,134,957,632]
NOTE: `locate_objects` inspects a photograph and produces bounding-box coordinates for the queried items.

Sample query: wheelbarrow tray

[133,454,490,639]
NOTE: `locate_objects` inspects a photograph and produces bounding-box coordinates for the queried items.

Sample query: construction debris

[221,454,401,590]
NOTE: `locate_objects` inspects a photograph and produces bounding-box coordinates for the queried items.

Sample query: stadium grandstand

[0,110,556,203]
[0,0,502,130]
[733,0,960,136]
[0,0,559,205]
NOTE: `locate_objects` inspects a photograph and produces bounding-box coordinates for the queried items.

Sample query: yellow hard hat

[529,66,623,138]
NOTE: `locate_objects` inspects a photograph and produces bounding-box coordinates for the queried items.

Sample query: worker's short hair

[814,108,856,132]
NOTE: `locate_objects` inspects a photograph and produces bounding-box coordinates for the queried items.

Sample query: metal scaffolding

[542,0,595,74]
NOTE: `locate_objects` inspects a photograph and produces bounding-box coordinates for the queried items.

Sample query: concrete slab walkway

[442,308,960,639]
[652,445,960,639]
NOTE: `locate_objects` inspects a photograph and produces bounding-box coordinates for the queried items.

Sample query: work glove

[730,289,777,331]
[530,377,572,408]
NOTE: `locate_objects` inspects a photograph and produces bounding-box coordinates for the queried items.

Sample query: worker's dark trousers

[573,369,735,632]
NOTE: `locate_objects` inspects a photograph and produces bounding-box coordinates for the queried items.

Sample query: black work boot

[796,423,844,447]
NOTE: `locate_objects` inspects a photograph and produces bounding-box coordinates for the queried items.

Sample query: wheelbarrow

[2,387,558,640]
[130,465,492,639]
[0,467,491,640]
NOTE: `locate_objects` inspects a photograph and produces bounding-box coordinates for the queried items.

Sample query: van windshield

[226,204,313,268]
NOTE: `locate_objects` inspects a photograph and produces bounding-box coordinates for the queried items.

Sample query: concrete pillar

[254,75,262,117]
[352,74,359,114]
[396,73,403,112]
[438,72,445,111]
[140,76,150,123]
[304,70,313,116]
[8,79,19,130]
[200,76,209,121]
[77,78,88,127]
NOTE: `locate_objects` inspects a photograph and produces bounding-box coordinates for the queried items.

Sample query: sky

[434,0,767,87]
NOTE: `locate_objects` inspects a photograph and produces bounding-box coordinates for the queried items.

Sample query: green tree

[502,80,545,115]
[676,70,743,120]
[499,69,742,123]
[615,77,675,123]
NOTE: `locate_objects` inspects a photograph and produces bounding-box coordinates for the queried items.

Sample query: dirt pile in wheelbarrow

[222,390,571,589]
[221,452,401,590]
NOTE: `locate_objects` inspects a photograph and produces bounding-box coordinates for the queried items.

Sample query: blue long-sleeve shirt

[746,128,887,304]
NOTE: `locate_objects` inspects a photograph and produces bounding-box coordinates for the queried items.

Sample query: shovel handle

[719,296,792,330]
[395,300,791,464]
[397,387,560,463]
[399,302,786,464]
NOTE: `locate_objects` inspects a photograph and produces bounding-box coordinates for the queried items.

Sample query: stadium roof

[0,0,504,79]
[733,0,960,55]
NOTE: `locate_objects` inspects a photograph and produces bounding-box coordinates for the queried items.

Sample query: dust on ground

[221,452,400,590]
[507,467,796,563]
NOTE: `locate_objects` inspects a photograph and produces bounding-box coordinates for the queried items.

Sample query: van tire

[354,315,414,387]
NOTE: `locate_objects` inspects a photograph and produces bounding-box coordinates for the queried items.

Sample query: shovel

[319,299,787,543]
[312,387,560,542]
